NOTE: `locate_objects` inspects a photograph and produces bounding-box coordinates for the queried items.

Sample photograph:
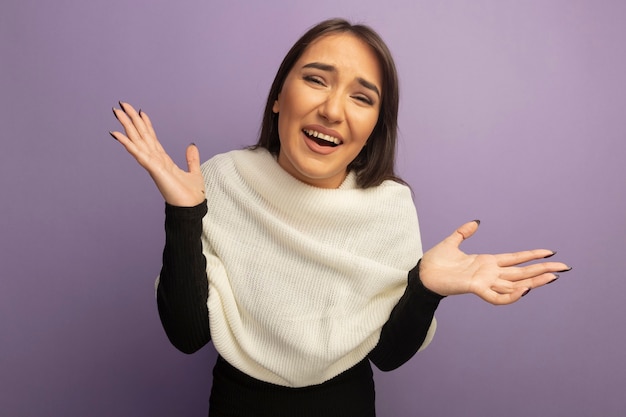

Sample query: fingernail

[109,131,118,141]
[112,107,119,120]
[119,101,126,112]
[544,251,557,259]
[522,288,531,297]
[473,219,481,226]
[557,266,572,273]
[547,274,559,285]
[138,109,142,116]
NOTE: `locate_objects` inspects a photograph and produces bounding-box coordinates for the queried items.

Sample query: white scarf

[200,148,431,387]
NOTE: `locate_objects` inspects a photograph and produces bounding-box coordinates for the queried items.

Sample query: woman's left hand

[419,221,570,305]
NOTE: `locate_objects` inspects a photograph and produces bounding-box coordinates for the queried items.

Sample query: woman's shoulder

[201,148,270,168]
[369,177,413,200]
[200,148,274,185]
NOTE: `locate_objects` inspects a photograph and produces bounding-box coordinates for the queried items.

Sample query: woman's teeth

[303,129,342,146]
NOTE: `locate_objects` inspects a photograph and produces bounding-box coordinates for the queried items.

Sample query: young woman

[110,18,569,417]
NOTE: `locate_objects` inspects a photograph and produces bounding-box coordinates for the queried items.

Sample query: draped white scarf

[200,148,429,387]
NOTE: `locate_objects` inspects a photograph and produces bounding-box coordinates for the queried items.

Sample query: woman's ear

[272,96,280,113]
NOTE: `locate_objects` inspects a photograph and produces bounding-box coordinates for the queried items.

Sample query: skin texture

[272,34,382,189]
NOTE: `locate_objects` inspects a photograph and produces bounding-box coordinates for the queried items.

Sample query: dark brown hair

[253,18,404,189]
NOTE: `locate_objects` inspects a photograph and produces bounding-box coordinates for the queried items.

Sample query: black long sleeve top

[156,201,444,372]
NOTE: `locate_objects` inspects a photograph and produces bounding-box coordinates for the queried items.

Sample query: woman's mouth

[302,129,342,147]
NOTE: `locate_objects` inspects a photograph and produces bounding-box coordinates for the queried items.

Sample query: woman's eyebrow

[357,77,380,99]
[302,62,381,98]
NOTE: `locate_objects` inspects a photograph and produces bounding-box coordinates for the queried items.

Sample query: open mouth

[303,129,342,147]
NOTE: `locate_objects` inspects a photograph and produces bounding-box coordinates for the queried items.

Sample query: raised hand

[419,221,570,305]
[110,102,206,207]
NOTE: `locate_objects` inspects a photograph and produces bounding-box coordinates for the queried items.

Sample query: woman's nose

[318,92,345,123]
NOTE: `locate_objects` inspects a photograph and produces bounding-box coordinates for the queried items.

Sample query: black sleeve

[156,200,211,354]
[368,260,445,371]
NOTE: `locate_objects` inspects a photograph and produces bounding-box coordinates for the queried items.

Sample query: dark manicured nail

[119,101,126,112]
[546,275,559,285]
[522,288,531,297]
[109,131,118,141]
[112,107,119,120]
[473,219,481,226]
[138,109,142,116]
[544,251,557,259]
[557,267,572,273]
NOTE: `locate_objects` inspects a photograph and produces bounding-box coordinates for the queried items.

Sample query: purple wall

[2,0,624,415]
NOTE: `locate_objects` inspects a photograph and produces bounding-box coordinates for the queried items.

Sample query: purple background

[2,1,624,416]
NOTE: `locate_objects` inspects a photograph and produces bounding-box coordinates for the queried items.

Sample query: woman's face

[273,33,382,188]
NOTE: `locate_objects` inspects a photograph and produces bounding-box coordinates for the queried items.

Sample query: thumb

[446,220,480,247]
[186,143,201,174]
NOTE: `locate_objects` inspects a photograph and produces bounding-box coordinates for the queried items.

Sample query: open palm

[110,102,205,207]
[419,221,569,305]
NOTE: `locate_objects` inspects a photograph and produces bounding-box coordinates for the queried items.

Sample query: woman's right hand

[110,102,206,207]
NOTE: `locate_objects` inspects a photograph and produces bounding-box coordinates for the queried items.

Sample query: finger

[490,281,516,294]
[138,109,167,154]
[113,106,142,144]
[496,249,556,267]
[139,109,158,139]
[479,287,529,305]
[507,272,560,290]
[109,129,163,174]
[109,130,140,156]
[444,220,480,248]
[501,261,570,282]
[186,143,201,174]
[119,101,139,117]
[119,102,146,132]
[118,102,156,149]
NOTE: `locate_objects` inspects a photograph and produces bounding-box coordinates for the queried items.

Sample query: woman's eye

[353,95,373,105]
[304,75,325,86]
